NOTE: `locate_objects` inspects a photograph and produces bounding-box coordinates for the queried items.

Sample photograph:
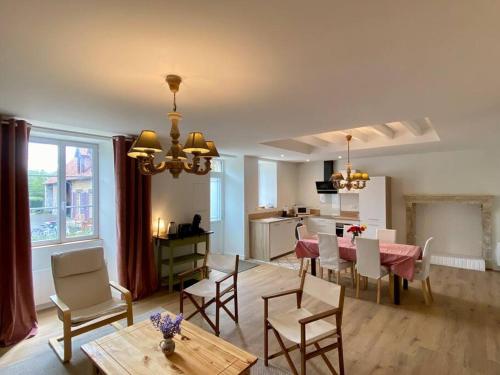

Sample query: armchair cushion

[267,307,337,345]
[71,297,128,325]
[51,247,112,311]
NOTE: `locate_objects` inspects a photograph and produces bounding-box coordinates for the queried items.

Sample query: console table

[154,231,212,293]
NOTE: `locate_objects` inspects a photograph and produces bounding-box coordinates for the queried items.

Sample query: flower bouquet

[150,312,183,355]
[346,224,367,245]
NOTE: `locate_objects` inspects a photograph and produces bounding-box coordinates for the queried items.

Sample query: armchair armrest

[110,281,132,302]
[298,307,341,325]
[262,288,302,300]
[50,295,71,316]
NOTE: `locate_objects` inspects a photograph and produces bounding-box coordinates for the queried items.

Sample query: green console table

[153,231,212,293]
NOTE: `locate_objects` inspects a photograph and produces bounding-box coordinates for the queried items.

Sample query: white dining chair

[413,237,434,305]
[343,224,350,238]
[355,238,390,304]
[376,229,397,243]
[297,224,314,276]
[318,233,355,286]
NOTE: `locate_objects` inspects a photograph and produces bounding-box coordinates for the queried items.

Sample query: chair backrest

[297,225,310,241]
[51,247,111,311]
[318,233,340,265]
[343,225,350,238]
[302,273,344,311]
[421,237,434,277]
[206,252,239,274]
[376,229,397,243]
[355,238,382,279]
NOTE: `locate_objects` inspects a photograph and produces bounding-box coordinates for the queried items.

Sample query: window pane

[210,177,221,221]
[258,160,277,208]
[66,206,94,238]
[65,146,95,238]
[28,142,59,242]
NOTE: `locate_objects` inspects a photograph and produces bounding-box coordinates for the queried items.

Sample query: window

[28,138,98,245]
[258,160,277,208]
[210,159,223,222]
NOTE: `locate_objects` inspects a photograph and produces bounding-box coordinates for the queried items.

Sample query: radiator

[431,254,485,272]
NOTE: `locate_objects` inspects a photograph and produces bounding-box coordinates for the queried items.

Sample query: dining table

[294,236,422,305]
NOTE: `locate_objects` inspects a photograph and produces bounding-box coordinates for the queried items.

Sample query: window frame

[29,137,99,247]
[210,159,224,223]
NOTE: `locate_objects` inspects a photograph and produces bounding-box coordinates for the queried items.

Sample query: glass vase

[160,337,176,356]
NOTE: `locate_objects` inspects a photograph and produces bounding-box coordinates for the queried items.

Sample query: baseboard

[431,254,485,272]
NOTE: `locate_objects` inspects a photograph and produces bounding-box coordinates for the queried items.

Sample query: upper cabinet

[358,176,392,238]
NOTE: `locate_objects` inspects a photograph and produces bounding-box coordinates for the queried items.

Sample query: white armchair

[49,247,133,362]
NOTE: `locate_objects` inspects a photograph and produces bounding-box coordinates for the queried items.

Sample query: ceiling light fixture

[127,75,219,178]
[330,135,370,191]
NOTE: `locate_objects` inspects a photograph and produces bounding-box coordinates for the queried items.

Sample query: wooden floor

[1,262,500,374]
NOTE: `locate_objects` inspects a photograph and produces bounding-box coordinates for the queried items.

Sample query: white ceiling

[1,1,500,161]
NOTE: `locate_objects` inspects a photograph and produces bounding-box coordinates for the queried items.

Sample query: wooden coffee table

[81,312,257,374]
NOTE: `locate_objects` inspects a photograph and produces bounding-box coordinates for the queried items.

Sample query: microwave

[294,205,310,216]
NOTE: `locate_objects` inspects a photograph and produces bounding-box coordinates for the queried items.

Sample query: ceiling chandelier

[330,134,370,190]
[127,74,219,178]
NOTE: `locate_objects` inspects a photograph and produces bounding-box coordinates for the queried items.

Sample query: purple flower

[150,312,183,339]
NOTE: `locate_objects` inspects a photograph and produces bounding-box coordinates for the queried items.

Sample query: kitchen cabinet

[250,217,301,260]
[358,176,392,239]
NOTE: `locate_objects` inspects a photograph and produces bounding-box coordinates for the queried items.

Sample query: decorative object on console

[347,224,366,245]
[330,134,370,190]
[150,312,183,356]
[155,217,166,237]
[127,74,220,177]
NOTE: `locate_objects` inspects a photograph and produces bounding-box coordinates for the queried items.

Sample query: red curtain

[0,118,38,346]
[113,136,158,300]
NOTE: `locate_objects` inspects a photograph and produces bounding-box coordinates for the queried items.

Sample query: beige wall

[296,148,500,268]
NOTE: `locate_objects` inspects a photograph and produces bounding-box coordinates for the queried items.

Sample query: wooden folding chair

[263,262,345,375]
[179,253,239,336]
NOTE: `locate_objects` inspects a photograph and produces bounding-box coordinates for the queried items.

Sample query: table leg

[310,258,317,276]
[403,279,409,290]
[393,275,401,305]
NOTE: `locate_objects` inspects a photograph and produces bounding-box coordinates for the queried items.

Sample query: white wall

[243,156,299,257]
[223,155,245,256]
[297,148,500,268]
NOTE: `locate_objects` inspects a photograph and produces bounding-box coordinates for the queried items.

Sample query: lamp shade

[183,132,210,154]
[204,141,220,157]
[127,138,149,158]
[166,146,187,160]
[132,130,163,153]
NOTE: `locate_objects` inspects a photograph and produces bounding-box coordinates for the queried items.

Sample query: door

[210,160,224,252]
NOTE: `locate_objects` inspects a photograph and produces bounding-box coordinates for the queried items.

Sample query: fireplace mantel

[404,194,494,268]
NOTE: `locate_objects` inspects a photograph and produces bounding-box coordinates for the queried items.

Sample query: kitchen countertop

[250,217,301,223]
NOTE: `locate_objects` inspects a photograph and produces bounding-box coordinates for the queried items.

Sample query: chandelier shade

[183,132,210,154]
[204,141,220,158]
[130,130,163,153]
[127,138,150,159]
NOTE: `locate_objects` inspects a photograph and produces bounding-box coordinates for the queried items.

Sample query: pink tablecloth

[295,236,422,280]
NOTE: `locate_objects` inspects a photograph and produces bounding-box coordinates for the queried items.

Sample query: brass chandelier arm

[183,155,212,175]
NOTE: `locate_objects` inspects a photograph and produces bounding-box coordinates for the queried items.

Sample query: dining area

[295,225,434,305]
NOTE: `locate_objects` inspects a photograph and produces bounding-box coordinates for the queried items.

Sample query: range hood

[316,160,338,194]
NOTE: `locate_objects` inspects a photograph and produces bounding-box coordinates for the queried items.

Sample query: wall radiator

[431,254,485,272]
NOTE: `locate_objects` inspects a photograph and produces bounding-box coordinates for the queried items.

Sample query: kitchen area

[249,161,391,261]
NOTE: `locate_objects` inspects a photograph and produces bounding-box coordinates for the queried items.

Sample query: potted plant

[150,312,183,355]
[346,224,367,245]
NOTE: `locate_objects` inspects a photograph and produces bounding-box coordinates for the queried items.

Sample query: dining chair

[318,233,355,286]
[376,228,397,243]
[49,247,133,362]
[342,225,350,238]
[263,262,346,375]
[297,224,315,276]
[413,237,434,304]
[179,252,239,336]
[355,238,390,304]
